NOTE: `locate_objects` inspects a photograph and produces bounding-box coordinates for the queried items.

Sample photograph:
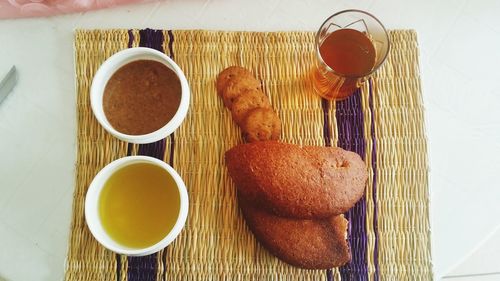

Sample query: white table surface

[1,0,499,280]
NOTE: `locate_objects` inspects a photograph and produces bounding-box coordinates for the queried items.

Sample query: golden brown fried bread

[231,89,272,126]
[225,141,367,218]
[241,108,281,143]
[221,75,261,108]
[239,196,350,269]
[216,66,254,95]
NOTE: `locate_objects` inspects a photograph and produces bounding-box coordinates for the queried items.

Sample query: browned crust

[220,75,261,108]
[216,66,255,95]
[225,141,367,218]
[231,89,271,126]
[241,108,281,143]
[239,196,351,269]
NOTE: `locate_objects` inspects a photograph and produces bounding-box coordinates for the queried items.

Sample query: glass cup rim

[315,9,391,79]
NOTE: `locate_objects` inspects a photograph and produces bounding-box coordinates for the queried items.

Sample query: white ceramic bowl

[85,156,189,256]
[90,47,190,144]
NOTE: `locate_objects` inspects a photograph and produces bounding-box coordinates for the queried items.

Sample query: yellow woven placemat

[66,29,432,281]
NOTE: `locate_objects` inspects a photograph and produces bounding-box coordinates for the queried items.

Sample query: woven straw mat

[66,29,432,281]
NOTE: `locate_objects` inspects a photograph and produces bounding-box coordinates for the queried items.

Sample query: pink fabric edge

[0,0,151,19]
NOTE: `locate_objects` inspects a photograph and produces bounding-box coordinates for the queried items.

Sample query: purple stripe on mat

[368,79,380,281]
[167,30,175,60]
[166,30,176,167]
[326,268,334,281]
[128,255,157,281]
[116,253,122,281]
[322,98,333,280]
[126,143,133,157]
[126,28,167,281]
[321,99,332,147]
[139,28,165,51]
[335,90,368,281]
[128,29,134,48]
[137,139,167,160]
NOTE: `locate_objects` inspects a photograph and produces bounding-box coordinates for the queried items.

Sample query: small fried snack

[221,75,261,108]
[241,107,281,142]
[231,89,271,126]
[216,66,254,95]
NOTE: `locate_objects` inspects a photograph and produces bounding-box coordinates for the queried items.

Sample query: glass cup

[312,10,390,100]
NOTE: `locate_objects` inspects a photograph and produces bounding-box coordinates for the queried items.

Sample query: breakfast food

[241,108,281,142]
[227,141,365,268]
[218,66,367,270]
[216,66,254,95]
[221,74,261,108]
[231,89,271,125]
[216,66,281,142]
[239,196,351,269]
[103,60,181,135]
[225,141,367,219]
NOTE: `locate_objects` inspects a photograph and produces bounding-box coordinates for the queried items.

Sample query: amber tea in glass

[312,10,390,100]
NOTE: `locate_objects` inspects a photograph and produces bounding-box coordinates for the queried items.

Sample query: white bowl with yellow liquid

[85,156,189,256]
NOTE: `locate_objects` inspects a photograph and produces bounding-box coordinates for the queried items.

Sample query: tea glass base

[313,87,357,101]
[310,66,364,101]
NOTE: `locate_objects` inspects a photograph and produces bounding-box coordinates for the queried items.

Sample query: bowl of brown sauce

[90,47,189,144]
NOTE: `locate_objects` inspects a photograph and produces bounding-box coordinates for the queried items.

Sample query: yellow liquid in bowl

[98,162,180,248]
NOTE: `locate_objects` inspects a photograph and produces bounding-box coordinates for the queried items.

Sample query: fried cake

[226,141,367,218]
[239,196,351,269]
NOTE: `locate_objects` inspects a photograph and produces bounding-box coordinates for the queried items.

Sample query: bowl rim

[84,155,189,256]
[90,47,190,144]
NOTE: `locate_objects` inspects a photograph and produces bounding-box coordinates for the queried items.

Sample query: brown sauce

[103,60,182,135]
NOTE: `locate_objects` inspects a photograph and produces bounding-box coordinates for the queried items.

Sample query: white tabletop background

[0,0,499,280]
